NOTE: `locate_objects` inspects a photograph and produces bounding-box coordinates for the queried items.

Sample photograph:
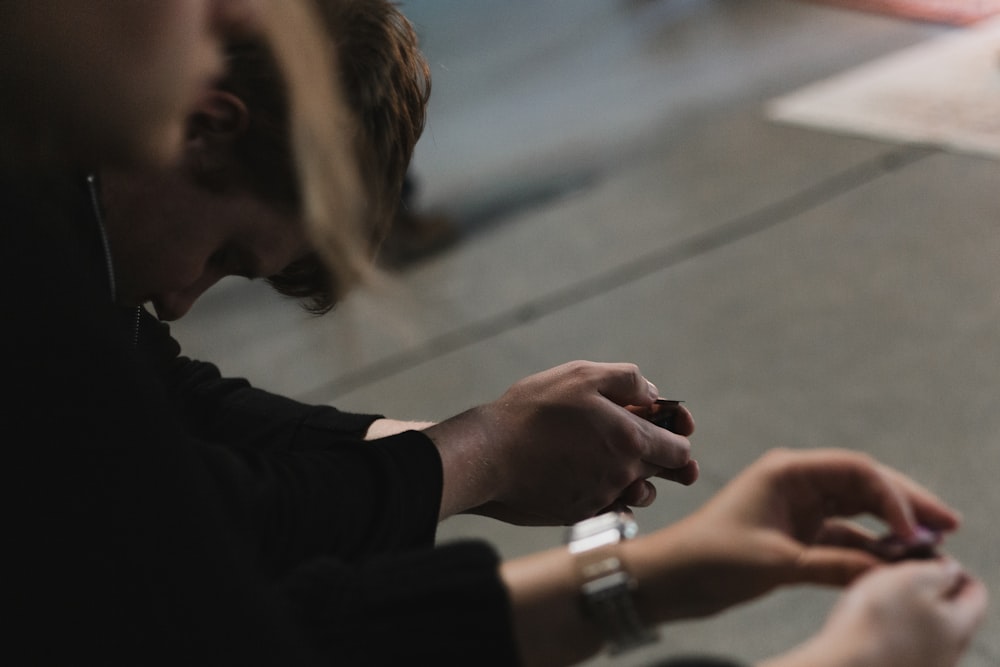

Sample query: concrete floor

[172,1,999,664]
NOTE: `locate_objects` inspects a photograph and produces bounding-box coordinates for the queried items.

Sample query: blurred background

[173,1,999,664]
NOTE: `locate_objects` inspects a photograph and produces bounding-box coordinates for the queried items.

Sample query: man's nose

[155,273,222,321]
[154,291,198,321]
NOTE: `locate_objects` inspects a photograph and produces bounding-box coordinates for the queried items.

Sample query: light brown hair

[224,0,431,313]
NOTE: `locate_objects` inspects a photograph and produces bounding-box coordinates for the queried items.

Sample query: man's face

[100,166,309,322]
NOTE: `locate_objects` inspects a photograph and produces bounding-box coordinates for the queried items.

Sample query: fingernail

[647,380,658,400]
[639,484,652,505]
[912,526,940,546]
[940,557,962,577]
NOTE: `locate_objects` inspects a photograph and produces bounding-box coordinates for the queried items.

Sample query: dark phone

[648,398,683,431]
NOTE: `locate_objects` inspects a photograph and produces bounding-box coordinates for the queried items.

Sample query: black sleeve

[138,310,384,450]
[201,428,444,573]
[280,541,521,665]
[135,313,442,571]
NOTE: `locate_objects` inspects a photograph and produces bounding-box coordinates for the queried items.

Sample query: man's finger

[655,460,699,486]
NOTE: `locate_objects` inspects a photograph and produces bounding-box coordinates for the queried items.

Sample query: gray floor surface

[172,1,999,664]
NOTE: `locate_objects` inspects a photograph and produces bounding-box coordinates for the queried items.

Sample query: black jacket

[3,173,517,665]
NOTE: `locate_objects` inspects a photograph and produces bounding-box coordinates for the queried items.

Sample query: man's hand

[425,360,696,524]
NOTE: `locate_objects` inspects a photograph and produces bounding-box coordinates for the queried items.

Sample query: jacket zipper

[87,173,141,347]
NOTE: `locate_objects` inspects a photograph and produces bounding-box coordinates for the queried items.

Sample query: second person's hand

[759,558,987,667]
[623,447,962,623]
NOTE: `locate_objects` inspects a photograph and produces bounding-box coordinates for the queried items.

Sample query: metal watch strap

[567,512,658,654]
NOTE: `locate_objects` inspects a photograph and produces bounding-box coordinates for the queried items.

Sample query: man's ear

[186,90,250,145]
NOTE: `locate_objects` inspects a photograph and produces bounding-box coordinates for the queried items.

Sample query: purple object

[871,526,942,561]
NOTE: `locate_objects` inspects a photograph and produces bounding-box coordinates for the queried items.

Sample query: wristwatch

[566,511,658,654]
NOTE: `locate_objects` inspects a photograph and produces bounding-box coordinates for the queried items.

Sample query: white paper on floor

[765,15,1000,160]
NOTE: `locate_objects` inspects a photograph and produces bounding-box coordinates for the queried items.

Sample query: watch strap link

[567,512,658,655]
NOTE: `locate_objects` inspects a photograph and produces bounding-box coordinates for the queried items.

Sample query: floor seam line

[299,147,934,403]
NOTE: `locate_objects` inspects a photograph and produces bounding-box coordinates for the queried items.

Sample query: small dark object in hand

[871,526,941,562]
[648,399,683,431]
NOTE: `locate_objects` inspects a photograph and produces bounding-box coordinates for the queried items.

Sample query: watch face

[568,511,638,549]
